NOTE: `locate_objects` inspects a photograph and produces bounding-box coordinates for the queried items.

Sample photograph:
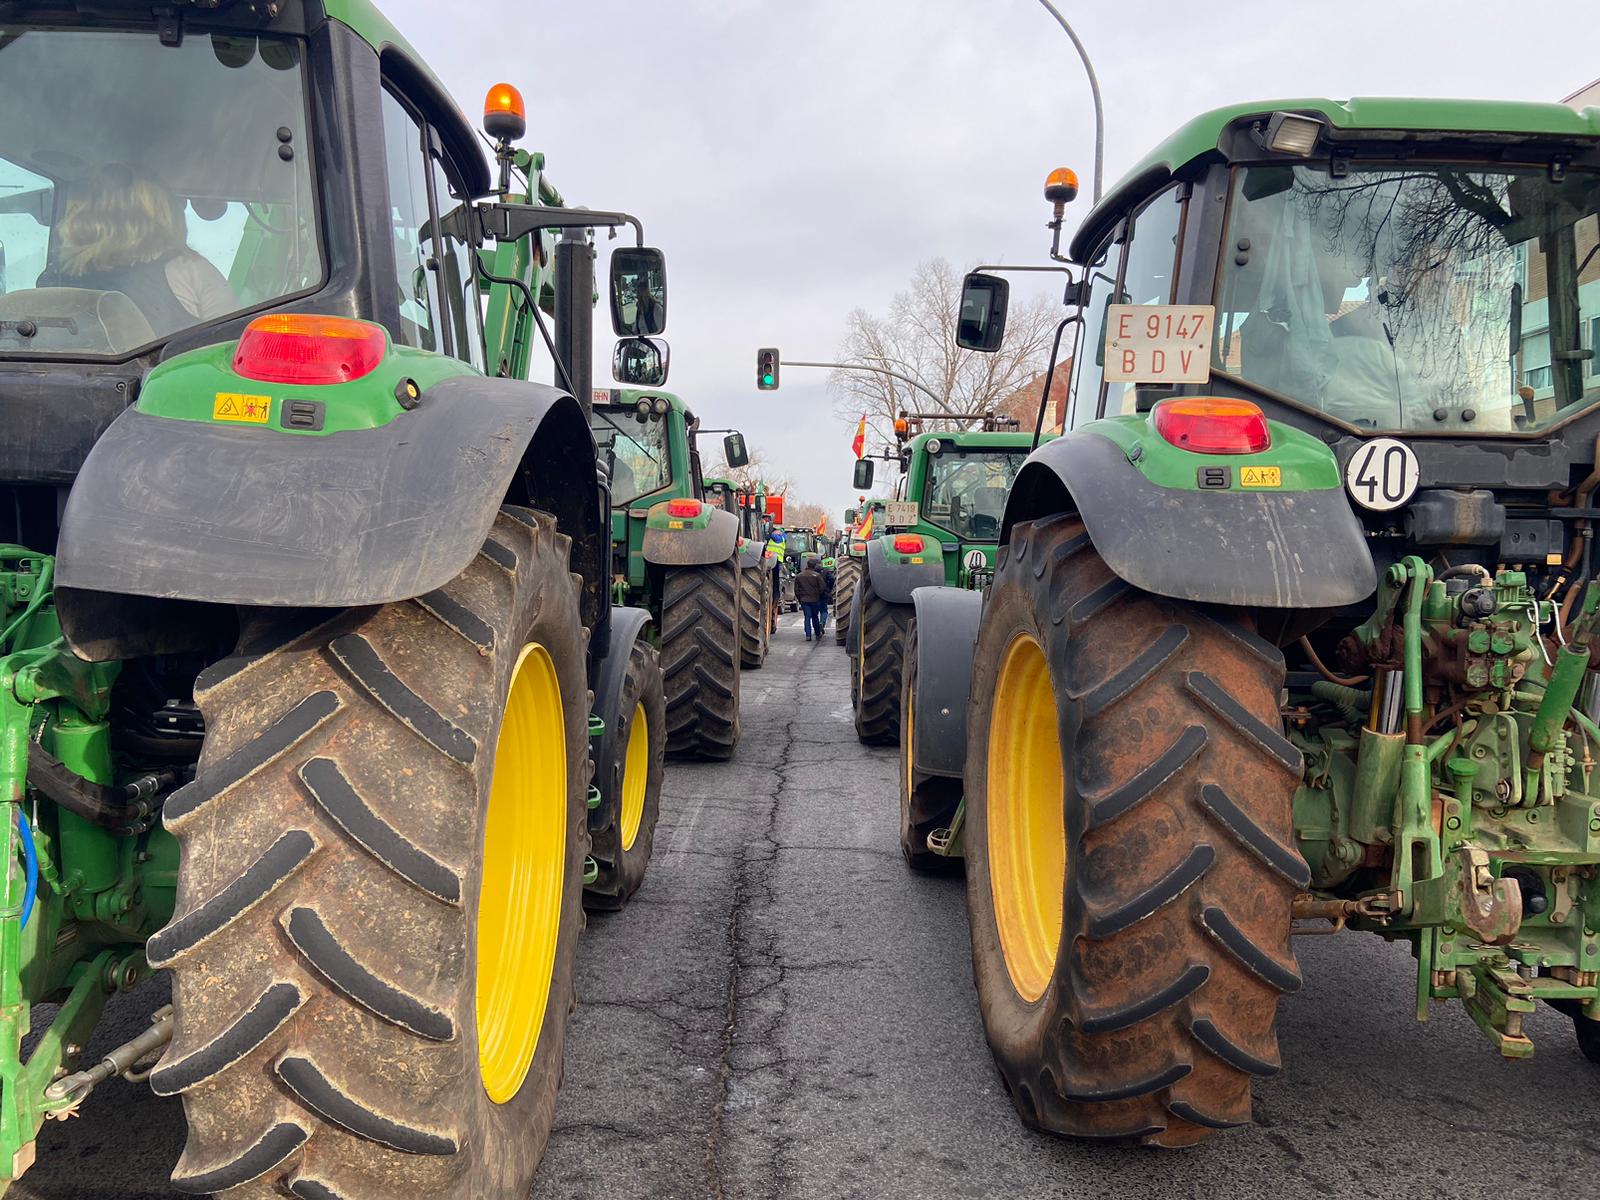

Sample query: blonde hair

[56,164,187,277]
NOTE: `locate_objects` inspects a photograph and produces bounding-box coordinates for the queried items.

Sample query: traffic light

[757,348,780,391]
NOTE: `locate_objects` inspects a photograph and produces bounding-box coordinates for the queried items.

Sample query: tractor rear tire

[739,562,769,671]
[152,508,589,1199]
[585,633,665,912]
[1545,998,1600,1062]
[900,623,961,873]
[963,514,1306,1147]
[834,558,860,646]
[854,567,910,747]
[661,561,742,760]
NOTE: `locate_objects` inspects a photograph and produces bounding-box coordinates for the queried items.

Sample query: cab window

[1069,236,1123,429]
[590,405,671,505]
[380,89,443,352]
[1101,188,1186,417]
[431,155,485,372]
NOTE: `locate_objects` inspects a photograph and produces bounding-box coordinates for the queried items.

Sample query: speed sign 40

[1345,438,1420,512]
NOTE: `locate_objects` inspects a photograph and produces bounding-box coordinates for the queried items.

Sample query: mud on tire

[151,508,590,1198]
[854,566,910,747]
[585,633,666,912]
[738,561,770,670]
[833,557,860,646]
[660,561,741,760]
[964,514,1306,1147]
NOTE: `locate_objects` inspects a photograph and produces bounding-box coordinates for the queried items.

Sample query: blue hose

[16,809,36,931]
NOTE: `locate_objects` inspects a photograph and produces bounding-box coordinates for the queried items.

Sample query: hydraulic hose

[25,744,172,833]
[16,808,35,931]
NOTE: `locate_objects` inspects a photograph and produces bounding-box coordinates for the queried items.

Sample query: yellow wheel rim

[620,701,649,851]
[903,659,915,797]
[986,632,1065,1003]
[476,643,567,1104]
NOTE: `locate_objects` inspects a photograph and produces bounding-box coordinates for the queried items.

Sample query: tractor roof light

[1044,166,1079,206]
[666,499,702,518]
[1152,397,1271,455]
[892,534,924,554]
[893,416,909,439]
[483,83,527,142]
[1264,112,1323,156]
[233,314,386,386]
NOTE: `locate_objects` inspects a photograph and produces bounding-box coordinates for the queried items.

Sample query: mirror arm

[1033,314,1084,451]
[477,259,577,397]
[477,204,645,247]
[970,263,1080,307]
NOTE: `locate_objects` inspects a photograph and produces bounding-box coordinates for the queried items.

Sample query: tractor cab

[983,100,1600,576]
[862,411,1042,587]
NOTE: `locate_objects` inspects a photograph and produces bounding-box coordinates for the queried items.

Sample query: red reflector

[233,314,387,386]
[1152,397,1270,455]
[893,534,924,554]
[666,499,702,518]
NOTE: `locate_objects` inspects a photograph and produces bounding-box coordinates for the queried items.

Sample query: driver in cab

[44,163,237,334]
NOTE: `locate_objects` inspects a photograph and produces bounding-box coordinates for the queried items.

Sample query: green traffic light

[762,373,774,386]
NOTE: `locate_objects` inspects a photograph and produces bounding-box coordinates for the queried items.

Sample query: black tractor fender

[862,536,945,605]
[641,508,741,569]
[55,375,604,659]
[734,539,766,572]
[590,605,652,795]
[1000,429,1377,609]
[907,586,983,781]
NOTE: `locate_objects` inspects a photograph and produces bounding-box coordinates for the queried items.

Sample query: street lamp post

[1033,0,1104,204]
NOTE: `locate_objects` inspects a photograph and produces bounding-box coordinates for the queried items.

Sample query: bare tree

[830,258,1060,444]
[781,499,827,530]
[712,444,779,490]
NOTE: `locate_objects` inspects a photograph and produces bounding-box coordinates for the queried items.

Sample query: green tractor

[904,98,1600,1145]
[704,474,778,668]
[0,0,670,1192]
[831,496,885,647]
[845,415,1032,746]
[590,389,752,758]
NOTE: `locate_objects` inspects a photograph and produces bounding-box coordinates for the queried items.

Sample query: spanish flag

[816,515,827,534]
[857,508,874,540]
[851,416,867,459]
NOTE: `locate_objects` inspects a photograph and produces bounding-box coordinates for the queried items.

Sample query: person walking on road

[794,555,830,643]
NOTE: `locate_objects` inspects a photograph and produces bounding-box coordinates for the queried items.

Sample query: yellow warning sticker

[213,392,272,424]
[1240,466,1281,488]
[668,520,684,530]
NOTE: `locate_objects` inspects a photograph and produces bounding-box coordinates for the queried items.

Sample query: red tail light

[233,314,387,386]
[893,534,925,554]
[1152,397,1270,455]
[666,499,702,518]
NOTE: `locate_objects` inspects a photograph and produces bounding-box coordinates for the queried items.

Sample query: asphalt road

[17,611,1600,1198]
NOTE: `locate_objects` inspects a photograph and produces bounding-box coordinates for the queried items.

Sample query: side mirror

[957,272,1009,352]
[610,246,668,337]
[723,432,749,469]
[853,459,875,490]
[844,508,857,525]
[613,337,670,386]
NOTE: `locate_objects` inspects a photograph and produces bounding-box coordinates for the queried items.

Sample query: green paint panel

[136,336,476,436]
[1083,413,1341,492]
[645,501,714,532]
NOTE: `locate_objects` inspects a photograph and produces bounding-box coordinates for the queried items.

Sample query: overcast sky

[391,0,1595,520]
